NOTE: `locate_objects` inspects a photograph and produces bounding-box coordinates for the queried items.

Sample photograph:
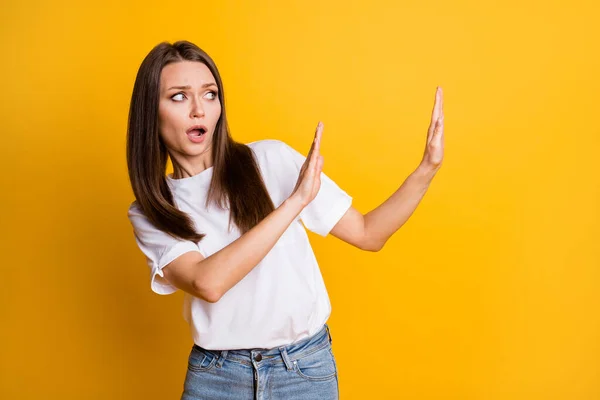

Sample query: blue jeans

[181,324,339,399]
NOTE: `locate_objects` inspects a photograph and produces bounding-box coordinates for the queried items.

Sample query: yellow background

[1,0,599,398]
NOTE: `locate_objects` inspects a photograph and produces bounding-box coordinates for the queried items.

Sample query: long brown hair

[126,40,275,242]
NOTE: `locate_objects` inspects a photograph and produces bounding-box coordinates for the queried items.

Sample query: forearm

[195,196,305,300]
[364,164,437,250]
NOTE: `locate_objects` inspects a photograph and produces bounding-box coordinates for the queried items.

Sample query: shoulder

[128,200,142,217]
[245,138,291,155]
[245,139,300,166]
[127,201,169,238]
[127,200,151,228]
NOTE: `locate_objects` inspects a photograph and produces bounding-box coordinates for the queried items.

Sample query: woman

[126,40,444,400]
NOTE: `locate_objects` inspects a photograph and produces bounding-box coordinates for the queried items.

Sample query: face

[158,61,222,173]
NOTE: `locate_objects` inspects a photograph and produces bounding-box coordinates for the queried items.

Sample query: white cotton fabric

[127,139,352,350]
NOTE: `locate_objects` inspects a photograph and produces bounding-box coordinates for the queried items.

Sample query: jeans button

[254,353,262,362]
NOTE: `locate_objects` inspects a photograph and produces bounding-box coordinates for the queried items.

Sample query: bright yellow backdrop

[1,0,599,399]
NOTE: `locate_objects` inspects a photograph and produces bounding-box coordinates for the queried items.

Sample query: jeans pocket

[188,346,217,373]
[293,346,337,382]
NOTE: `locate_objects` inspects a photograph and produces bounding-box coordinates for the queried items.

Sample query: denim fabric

[181,324,339,399]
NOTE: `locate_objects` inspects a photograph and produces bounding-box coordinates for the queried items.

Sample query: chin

[189,136,213,151]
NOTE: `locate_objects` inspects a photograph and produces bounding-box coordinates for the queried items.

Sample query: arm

[164,196,305,302]
[331,87,445,252]
[163,122,326,303]
[330,165,436,252]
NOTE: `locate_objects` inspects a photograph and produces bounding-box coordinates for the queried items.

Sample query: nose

[190,98,205,118]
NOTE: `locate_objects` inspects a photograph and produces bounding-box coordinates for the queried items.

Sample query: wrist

[284,195,306,213]
[413,163,438,183]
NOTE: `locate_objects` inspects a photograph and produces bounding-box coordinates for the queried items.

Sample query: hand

[290,121,325,207]
[420,86,445,174]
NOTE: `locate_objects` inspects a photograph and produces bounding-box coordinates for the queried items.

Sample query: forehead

[160,61,216,90]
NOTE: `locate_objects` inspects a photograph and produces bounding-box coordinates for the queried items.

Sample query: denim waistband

[193,324,333,370]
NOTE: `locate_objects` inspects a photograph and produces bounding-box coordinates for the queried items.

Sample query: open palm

[421,87,445,173]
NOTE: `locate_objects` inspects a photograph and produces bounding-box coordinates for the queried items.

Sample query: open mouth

[186,124,208,136]
[189,127,206,136]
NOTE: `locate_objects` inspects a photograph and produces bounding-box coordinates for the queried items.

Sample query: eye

[205,91,218,100]
[171,92,185,101]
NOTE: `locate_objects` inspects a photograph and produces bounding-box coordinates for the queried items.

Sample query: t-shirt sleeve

[127,203,204,295]
[277,140,353,237]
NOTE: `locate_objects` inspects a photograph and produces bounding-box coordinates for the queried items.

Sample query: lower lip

[187,132,207,143]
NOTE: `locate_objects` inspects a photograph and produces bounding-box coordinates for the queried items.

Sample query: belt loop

[279,346,294,371]
[216,350,228,368]
[326,324,332,344]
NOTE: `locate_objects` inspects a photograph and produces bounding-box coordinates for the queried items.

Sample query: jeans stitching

[292,348,337,381]
[188,354,218,373]
[189,326,330,370]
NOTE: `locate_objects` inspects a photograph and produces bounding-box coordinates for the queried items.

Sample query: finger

[434,121,444,147]
[312,155,324,186]
[316,155,324,177]
[306,121,322,163]
[436,118,444,140]
[427,113,439,144]
[310,126,322,172]
[431,87,442,123]
[435,87,442,119]
[311,122,323,163]
[428,117,442,145]
[428,120,437,145]
[315,122,322,153]
[427,122,435,144]
[427,88,442,142]
[439,88,444,125]
[315,121,323,153]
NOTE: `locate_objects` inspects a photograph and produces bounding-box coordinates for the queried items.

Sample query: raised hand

[291,121,325,207]
[421,87,445,174]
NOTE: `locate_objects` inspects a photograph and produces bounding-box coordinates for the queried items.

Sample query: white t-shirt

[127,139,352,350]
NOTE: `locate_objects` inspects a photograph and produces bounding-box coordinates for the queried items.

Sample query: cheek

[158,107,181,133]
[157,119,180,148]
[211,102,222,120]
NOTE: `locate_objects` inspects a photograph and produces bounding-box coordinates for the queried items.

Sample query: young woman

[126,40,444,400]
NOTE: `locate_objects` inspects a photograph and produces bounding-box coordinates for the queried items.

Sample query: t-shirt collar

[166,166,214,189]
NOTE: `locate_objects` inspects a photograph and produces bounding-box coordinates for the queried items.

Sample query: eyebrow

[166,83,218,91]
